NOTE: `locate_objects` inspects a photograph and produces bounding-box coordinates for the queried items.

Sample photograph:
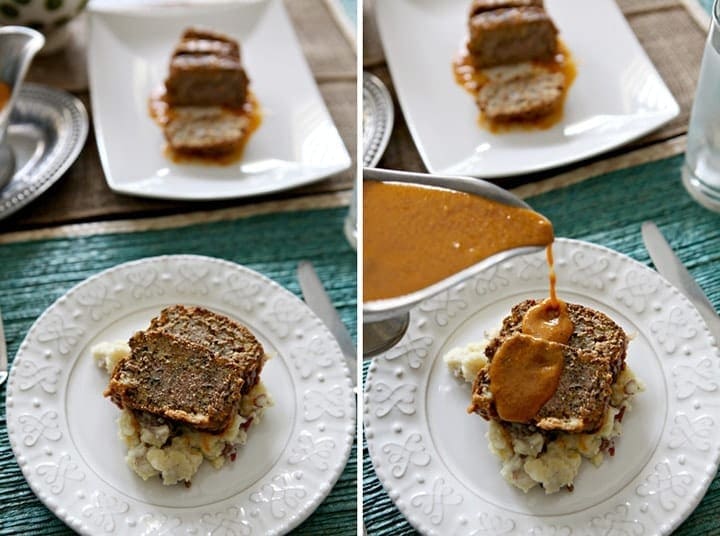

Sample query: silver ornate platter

[0,84,88,221]
[363,72,394,168]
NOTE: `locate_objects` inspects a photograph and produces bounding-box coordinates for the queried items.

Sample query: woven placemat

[0,207,357,535]
[362,154,720,535]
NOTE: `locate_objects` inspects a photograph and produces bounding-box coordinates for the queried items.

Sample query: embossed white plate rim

[364,238,720,535]
[6,254,355,536]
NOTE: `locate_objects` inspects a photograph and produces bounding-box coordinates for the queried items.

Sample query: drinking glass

[343,178,357,249]
[683,0,720,211]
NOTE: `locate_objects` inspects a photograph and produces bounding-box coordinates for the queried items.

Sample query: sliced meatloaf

[485,299,627,378]
[477,70,564,122]
[468,6,558,68]
[163,106,250,157]
[105,330,244,433]
[149,304,267,394]
[469,301,628,434]
[165,26,248,107]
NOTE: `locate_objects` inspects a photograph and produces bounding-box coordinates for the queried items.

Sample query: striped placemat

[0,207,357,535]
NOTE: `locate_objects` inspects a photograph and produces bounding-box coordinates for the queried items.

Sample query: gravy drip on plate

[363,180,554,302]
[453,39,577,132]
[148,88,262,165]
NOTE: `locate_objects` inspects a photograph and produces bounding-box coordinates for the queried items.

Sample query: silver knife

[0,307,7,385]
[641,221,720,345]
[297,260,357,386]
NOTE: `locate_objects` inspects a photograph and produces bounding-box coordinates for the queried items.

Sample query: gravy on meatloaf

[488,333,565,423]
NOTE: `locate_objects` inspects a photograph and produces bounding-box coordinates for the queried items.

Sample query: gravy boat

[0,26,45,190]
[363,168,546,356]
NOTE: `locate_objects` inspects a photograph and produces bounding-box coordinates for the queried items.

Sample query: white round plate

[6,255,355,536]
[365,239,720,535]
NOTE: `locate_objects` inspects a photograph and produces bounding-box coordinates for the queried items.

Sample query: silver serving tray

[0,84,88,221]
[362,72,394,168]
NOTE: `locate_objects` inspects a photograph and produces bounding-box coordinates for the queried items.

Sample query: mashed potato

[93,341,273,485]
[445,341,643,494]
[444,340,490,381]
[92,340,130,374]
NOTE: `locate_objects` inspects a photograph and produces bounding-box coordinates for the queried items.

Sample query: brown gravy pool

[363,180,554,302]
[453,39,577,132]
[148,88,262,165]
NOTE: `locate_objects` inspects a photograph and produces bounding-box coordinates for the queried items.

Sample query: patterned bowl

[0,0,89,52]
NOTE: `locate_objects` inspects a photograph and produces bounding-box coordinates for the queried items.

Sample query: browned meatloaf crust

[468,7,558,68]
[149,305,267,394]
[105,330,244,433]
[165,26,248,107]
[469,0,543,18]
[477,71,564,122]
[469,300,628,433]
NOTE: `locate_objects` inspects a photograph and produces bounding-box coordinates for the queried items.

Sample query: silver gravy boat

[0,26,44,190]
[363,168,547,357]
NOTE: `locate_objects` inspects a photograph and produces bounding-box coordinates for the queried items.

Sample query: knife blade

[641,221,720,345]
[297,260,357,386]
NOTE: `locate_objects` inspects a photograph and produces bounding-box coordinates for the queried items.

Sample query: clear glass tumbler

[683,0,720,211]
[343,177,358,249]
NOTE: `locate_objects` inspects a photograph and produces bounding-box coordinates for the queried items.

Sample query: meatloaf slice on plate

[163,106,250,157]
[470,334,615,433]
[149,304,267,394]
[469,301,628,433]
[485,299,628,380]
[477,70,564,122]
[105,330,245,433]
[165,26,248,107]
[468,6,558,68]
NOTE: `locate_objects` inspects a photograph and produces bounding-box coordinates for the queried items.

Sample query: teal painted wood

[362,154,720,535]
[0,207,357,535]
